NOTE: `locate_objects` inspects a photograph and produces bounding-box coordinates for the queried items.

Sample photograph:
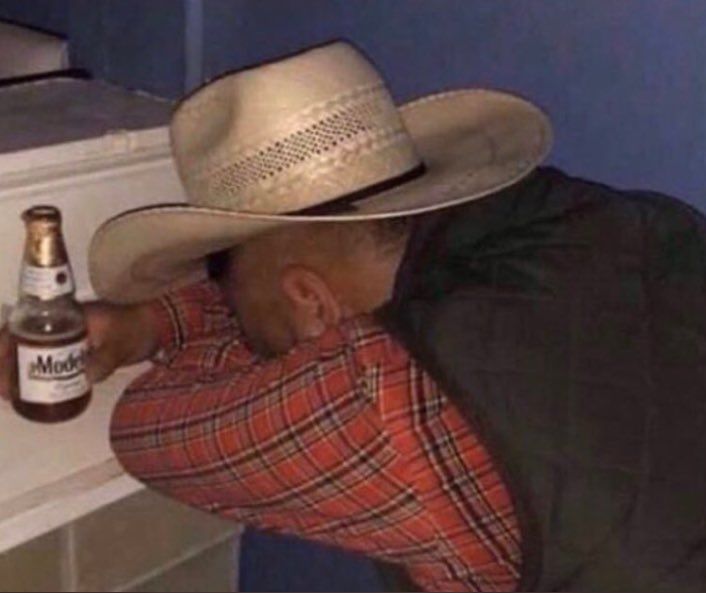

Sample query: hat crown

[171,42,421,213]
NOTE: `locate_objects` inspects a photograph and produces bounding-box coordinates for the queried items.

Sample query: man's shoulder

[533,166,702,218]
[396,166,706,297]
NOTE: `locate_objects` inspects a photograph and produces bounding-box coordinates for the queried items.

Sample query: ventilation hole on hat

[202,89,403,198]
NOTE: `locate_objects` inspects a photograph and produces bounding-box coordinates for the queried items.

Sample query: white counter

[0,80,237,586]
[0,78,184,554]
[0,364,148,553]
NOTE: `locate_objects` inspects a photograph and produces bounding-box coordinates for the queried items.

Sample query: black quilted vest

[378,167,706,591]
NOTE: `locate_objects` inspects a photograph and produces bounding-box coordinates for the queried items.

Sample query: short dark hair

[205,216,412,281]
[368,216,413,251]
[206,249,231,281]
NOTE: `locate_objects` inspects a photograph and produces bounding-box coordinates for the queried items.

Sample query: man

[3,41,706,591]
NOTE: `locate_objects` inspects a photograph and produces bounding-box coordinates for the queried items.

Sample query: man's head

[89,42,550,305]
[209,217,412,356]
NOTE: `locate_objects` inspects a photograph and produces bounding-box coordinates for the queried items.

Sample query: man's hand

[0,301,160,401]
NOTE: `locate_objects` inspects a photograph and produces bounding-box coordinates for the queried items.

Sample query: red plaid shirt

[110,281,522,591]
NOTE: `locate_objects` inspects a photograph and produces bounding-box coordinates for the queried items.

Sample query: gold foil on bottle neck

[22,206,68,268]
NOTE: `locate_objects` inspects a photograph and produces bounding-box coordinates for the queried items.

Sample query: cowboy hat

[89,41,552,303]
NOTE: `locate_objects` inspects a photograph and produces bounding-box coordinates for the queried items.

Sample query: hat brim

[89,89,552,303]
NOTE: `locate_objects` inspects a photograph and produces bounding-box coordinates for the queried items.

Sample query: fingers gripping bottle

[9,206,91,422]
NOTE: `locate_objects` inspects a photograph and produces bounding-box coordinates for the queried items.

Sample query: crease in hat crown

[170,41,422,215]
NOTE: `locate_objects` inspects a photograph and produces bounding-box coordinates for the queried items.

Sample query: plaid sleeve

[150,280,237,352]
[109,313,391,520]
[110,310,521,592]
[147,279,258,371]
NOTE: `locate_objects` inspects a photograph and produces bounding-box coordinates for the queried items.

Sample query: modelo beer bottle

[9,205,91,422]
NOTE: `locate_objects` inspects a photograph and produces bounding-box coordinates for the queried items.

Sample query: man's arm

[109,307,399,526]
[0,279,239,397]
[146,279,257,373]
[69,279,241,383]
[110,288,523,593]
[151,280,238,353]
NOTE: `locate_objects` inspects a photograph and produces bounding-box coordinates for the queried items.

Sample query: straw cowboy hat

[89,41,552,303]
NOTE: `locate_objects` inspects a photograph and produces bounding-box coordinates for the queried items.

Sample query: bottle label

[21,265,74,300]
[18,339,90,404]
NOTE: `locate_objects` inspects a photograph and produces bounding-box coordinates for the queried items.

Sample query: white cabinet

[0,77,186,309]
[0,78,184,534]
[0,78,243,593]
[0,21,68,79]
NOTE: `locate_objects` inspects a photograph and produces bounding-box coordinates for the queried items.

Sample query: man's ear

[280,265,343,336]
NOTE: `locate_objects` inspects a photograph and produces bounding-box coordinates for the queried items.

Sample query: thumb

[86,346,121,384]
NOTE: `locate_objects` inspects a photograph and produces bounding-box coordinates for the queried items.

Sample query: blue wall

[199,0,706,212]
[0,0,186,97]
[1,1,702,210]
[0,0,68,34]
[239,530,382,592]
[69,0,186,99]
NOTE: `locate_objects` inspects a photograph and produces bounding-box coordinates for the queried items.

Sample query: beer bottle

[9,205,91,422]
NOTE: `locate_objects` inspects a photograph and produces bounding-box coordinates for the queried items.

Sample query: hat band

[293,163,427,216]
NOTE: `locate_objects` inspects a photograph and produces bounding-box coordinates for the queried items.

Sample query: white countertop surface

[0,78,185,554]
[0,363,149,553]
[0,79,171,155]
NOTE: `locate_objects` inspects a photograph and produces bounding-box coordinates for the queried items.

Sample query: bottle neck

[19,221,76,301]
[23,219,68,267]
